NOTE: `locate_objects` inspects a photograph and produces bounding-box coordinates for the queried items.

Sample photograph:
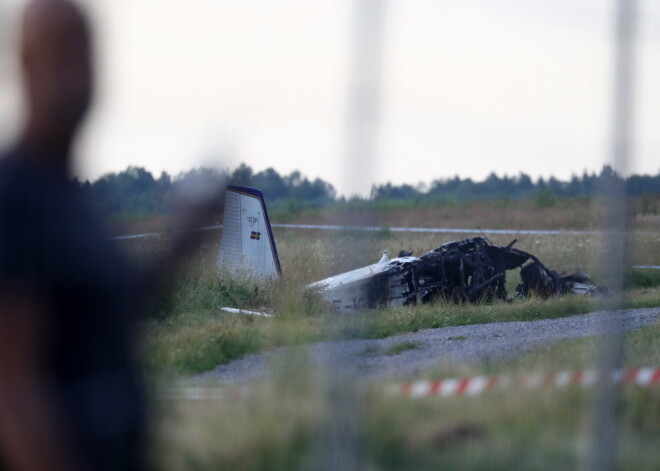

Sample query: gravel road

[196,308,659,383]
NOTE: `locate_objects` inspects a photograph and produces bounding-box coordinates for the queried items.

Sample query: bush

[624,269,660,289]
[535,188,557,208]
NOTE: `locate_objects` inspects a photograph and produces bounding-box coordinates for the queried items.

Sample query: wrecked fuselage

[308,237,607,313]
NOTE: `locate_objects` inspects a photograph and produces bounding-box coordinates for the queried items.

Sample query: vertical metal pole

[0,2,17,146]
[587,1,636,470]
[344,0,387,198]
[310,1,388,469]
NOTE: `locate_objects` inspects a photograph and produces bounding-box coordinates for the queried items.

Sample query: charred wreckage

[217,186,608,314]
[308,237,609,312]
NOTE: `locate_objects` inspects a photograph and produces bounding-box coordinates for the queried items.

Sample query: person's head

[19,0,93,158]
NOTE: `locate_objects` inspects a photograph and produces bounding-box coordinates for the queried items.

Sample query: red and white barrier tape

[390,367,660,398]
[158,368,660,401]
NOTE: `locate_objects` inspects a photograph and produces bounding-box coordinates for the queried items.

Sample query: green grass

[363,322,660,470]
[365,388,660,470]
[137,224,660,470]
[385,341,419,356]
[149,323,660,471]
[132,228,660,375]
[144,287,660,375]
[624,268,660,289]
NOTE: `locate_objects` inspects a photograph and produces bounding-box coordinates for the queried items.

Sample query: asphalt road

[195,308,660,383]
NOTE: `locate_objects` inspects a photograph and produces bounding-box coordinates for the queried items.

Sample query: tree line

[76,164,660,218]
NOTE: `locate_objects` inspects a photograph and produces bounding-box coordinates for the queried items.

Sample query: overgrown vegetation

[134,209,660,470]
[149,322,660,470]
[136,228,660,375]
[385,341,419,356]
[624,268,660,289]
[145,286,660,375]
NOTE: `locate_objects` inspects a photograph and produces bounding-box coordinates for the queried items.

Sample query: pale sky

[1,0,658,196]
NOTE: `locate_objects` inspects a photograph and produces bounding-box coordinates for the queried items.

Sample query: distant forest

[75,163,660,218]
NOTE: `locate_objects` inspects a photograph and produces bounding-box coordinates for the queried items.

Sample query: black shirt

[0,150,145,470]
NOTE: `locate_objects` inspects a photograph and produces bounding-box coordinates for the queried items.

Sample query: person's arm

[0,288,88,471]
[136,186,225,301]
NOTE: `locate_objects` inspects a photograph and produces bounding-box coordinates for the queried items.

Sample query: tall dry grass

[130,210,660,470]
[133,228,660,376]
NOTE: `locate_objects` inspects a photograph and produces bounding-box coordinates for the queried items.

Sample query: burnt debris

[383,237,607,307]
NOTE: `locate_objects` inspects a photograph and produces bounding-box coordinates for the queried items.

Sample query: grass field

[116,203,660,470]
[149,322,660,470]
[132,227,660,376]
[109,195,660,236]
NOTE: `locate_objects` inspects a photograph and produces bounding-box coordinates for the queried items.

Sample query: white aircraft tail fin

[218,186,282,279]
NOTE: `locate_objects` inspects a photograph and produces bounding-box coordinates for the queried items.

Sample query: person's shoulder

[0,149,22,176]
[0,147,38,178]
[0,150,30,198]
[0,147,72,194]
[0,149,77,222]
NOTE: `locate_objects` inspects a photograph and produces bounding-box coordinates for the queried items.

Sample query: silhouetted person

[0,1,145,470]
